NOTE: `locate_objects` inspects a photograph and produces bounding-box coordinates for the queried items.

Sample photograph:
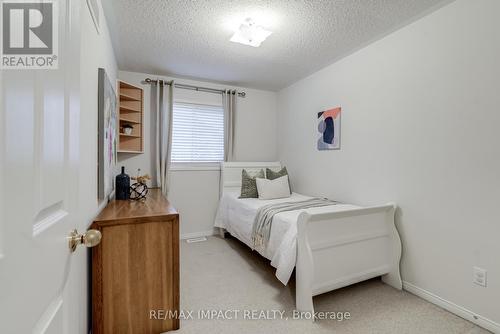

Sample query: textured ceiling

[102,0,451,91]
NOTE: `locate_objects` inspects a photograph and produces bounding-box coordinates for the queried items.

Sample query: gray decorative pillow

[266,167,291,194]
[266,167,288,180]
[239,169,265,198]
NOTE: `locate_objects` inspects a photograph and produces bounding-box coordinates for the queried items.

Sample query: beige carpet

[173,236,489,334]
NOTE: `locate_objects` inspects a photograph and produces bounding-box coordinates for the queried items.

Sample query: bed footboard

[296,203,402,315]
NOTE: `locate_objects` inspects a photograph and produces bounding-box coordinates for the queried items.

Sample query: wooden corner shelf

[119,93,141,101]
[119,133,141,138]
[119,117,141,124]
[117,80,144,154]
[120,105,141,113]
[117,149,144,154]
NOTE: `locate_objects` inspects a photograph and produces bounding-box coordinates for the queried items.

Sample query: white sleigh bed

[214,162,402,315]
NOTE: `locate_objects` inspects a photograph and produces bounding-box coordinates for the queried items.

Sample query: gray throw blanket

[251,198,338,251]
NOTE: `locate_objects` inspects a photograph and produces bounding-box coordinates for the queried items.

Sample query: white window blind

[171,102,224,163]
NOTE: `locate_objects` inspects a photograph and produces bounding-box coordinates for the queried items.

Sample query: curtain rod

[143,78,246,98]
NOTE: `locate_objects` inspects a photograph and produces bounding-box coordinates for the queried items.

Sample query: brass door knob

[68,229,102,253]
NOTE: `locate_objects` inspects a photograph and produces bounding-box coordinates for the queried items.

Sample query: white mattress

[214,190,359,285]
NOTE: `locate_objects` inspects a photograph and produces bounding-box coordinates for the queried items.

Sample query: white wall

[80,4,118,226]
[117,71,278,237]
[79,2,117,333]
[278,0,499,329]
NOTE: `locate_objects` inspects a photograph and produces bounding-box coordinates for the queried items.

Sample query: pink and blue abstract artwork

[317,107,341,150]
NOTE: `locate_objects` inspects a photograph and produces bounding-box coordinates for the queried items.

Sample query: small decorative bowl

[123,126,133,135]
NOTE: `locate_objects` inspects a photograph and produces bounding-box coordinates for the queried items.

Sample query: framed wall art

[317,107,341,150]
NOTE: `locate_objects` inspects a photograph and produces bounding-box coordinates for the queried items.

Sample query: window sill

[170,163,221,172]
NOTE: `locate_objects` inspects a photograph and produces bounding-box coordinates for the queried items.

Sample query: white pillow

[255,175,291,200]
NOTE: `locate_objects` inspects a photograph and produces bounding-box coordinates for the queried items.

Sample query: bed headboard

[220,161,282,196]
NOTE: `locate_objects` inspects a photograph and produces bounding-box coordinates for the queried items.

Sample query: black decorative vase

[115,166,130,200]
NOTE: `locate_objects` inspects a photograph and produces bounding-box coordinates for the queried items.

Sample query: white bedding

[214,190,360,285]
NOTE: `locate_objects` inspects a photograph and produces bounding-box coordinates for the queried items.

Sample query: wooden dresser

[91,189,179,334]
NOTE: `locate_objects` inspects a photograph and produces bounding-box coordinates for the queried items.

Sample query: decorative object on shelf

[115,166,130,200]
[122,124,133,135]
[130,169,151,201]
[98,68,117,200]
[317,106,341,150]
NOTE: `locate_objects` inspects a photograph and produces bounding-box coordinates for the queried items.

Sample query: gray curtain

[222,90,236,161]
[154,80,174,195]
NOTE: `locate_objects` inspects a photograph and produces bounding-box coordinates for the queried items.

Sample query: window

[171,102,224,163]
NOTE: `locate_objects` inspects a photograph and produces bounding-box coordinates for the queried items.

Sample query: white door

[0,1,89,333]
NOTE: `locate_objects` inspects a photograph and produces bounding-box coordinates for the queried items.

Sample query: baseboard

[180,230,215,240]
[403,281,499,333]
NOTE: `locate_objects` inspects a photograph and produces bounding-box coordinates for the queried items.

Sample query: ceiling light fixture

[230,18,272,47]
